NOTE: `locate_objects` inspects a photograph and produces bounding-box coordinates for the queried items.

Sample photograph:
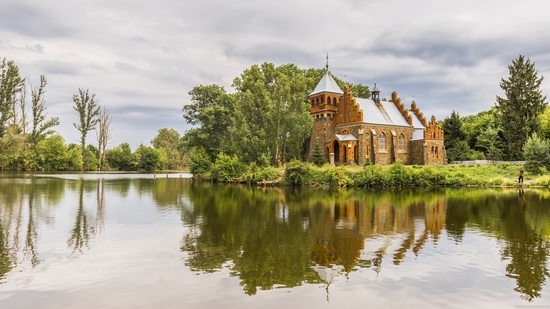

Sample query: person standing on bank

[518,167,524,184]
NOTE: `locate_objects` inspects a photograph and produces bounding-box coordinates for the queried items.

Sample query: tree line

[2,55,548,173]
[441,55,549,173]
[0,57,188,172]
[183,62,369,175]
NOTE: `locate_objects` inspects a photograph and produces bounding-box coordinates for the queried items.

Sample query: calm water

[0,174,550,308]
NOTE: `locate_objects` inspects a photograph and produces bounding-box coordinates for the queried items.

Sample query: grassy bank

[194,159,550,188]
[283,161,550,188]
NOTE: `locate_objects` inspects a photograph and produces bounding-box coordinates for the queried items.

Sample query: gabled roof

[411,129,425,141]
[335,134,358,141]
[310,71,343,96]
[356,99,411,127]
[409,113,425,129]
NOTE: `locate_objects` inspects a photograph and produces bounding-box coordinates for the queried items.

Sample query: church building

[308,65,446,165]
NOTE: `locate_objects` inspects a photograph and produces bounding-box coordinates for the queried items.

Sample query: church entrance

[333,140,339,163]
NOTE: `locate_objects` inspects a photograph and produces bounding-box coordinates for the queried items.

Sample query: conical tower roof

[310,70,343,96]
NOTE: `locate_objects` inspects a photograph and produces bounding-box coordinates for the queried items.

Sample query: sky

[2,0,550,149]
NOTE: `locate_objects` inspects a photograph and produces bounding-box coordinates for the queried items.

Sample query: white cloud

[2,0,550,148]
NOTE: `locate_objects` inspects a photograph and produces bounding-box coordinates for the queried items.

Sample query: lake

[0,174,549,308]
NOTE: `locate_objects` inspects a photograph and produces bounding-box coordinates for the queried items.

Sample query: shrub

[388,160,414,186]
[283,160,311,186]
[311,143,326,166]
[188,147,212,175]
[523,133,550,174]
[211,153,245,182]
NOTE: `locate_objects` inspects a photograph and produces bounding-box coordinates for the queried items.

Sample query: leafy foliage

[211,153,245,182]
[106,143,137,171]
[188,147,211,176]
[496,55,547,160]
[135,144,161,171]
[151,128,183,170]
[73,88,100,168]
[311,143,326,166]
[523,133,550,174]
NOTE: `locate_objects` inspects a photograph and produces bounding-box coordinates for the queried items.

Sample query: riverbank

[195,160,550,188]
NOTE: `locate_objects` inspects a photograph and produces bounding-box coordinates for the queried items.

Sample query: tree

[182,85,234,160]
[30,75,59,151]
[105,143,137,171]
[36,135,69,171]
[135,144,161,171]
[0,58,25,138]
[151,128,181,170]
[441,110,465,150]
[73,88,100,168]
[523,133,550,174]
[311,143,326,166]
[540,106,550,140]
[96,106,111,171]
[496,55,547,160]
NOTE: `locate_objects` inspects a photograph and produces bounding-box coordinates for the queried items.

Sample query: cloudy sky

[2,0,550,149]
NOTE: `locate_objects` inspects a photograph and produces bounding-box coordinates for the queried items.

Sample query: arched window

[398,134,405,150]
[333,98,337,105]
[311,99,314,105]
[327,96,331,105]
[321,97,324,104]
[316,98,319,105]
[435,146,439,158]
[379,133,386,150]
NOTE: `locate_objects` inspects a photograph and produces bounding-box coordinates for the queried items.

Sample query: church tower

[308,57,343,161]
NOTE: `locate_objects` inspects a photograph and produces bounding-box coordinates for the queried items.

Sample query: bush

[283,160,311,186]
[388,160,414,186]
[188,147,212,175]
[211,153,245,182]
[311,143,326,166]
[523,133,550,174]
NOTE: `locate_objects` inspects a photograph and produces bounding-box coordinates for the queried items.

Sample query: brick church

[309,65,446,165]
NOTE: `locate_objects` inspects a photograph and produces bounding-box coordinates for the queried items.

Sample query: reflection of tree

[180,184,550,300]
[24,190,39,267]
[457,189,550,301]
[181,182,318,295]
[109,178,131,198]
[500,193,550,302]
[68,179,93,255]
[151,178,188,208]
[0,218,13,283]
[95,178,105,234]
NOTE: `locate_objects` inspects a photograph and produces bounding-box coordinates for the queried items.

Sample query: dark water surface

[0,174,550,308]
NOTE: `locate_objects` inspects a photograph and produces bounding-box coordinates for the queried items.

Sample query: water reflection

[182,184,550,301]
[0,175,549,304]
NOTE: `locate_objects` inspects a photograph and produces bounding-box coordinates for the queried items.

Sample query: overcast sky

[2,0,550,149]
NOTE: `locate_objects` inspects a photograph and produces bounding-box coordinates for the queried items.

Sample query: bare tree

[19,84,27,135]
[96,106,111,171]
[73,88,100,168]
[30,76,59,150]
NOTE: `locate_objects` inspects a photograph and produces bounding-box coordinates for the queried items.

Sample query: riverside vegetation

[189,152,550,188]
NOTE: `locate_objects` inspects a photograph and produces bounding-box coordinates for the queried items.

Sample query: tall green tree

[30,75,59,151]
[442,111,466,147]
[540,106,550,140]
[0,58,25,138]
[105,143,137,171]
[151,128,182,170]
[496,55,547,160]
[73,89,100,168]
[182,85,234,160]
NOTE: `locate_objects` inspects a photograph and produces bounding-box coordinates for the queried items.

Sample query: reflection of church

[308,63,446,165]
[310,197,447,277]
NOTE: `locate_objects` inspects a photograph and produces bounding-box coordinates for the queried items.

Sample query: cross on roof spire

[326,53,329,70]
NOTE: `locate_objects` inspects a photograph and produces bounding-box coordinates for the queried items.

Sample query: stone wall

[308,115,335,161]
